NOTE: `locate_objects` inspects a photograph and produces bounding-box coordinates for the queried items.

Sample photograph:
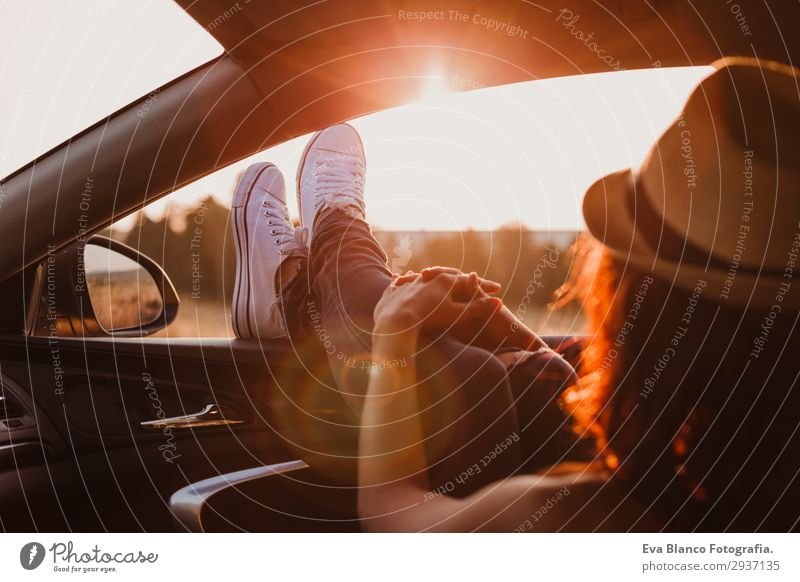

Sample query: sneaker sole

[231,162,278,338]
[295,122,365,243]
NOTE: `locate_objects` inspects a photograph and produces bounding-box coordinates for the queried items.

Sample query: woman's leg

[414,337,521,497]
[504,349,596,473]
[283,209,521,495]
[285,209,393,406]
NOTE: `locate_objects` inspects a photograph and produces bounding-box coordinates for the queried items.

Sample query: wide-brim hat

[583,57,800,310]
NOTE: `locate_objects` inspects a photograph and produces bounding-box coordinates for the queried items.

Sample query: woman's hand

[391,268,501,295]
[414,266,546,351]
[374,271,501,335]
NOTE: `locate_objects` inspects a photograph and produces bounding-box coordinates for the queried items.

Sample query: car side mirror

[28,235,179,337]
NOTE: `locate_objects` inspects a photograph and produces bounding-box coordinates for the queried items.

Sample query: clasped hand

[373,267,544,352]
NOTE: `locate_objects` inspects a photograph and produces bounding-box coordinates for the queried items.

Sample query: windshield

[0,0,223,179]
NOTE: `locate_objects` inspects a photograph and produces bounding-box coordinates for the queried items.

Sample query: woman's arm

[357,275,588,532]
[357,321,462,530]
[358,276,478,530]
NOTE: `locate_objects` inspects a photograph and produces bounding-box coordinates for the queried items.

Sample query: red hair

[559,236,800,531]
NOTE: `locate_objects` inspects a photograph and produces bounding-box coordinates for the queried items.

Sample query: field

[86,270,163,332]
[111,200,586,339]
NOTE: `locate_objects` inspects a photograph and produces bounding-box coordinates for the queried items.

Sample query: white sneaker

[231,162,307,339]
[296,123,366,242]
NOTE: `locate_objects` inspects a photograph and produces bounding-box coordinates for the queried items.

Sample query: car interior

[0,0,798,532]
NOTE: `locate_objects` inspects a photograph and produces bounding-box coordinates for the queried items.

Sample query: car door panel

[0,336,361,531]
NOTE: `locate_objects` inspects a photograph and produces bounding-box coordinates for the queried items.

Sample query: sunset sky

[1,1,711,232]
[141,65,710,232]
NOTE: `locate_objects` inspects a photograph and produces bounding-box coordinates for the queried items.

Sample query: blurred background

[107,195,580,337]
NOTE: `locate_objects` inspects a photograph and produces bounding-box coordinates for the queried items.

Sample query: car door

[0,232,361,532]
[0,330,363,532]
[2,338,356,531]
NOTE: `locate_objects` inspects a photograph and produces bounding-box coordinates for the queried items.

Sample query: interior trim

[170,459,310,532]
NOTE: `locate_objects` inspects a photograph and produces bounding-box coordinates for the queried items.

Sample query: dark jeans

[283,210,590,497]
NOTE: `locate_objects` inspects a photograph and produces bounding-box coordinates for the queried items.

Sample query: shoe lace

[312,152,365,215]
[262,196,309,257]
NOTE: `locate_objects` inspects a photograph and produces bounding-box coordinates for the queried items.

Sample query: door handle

[140,403,243,430]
